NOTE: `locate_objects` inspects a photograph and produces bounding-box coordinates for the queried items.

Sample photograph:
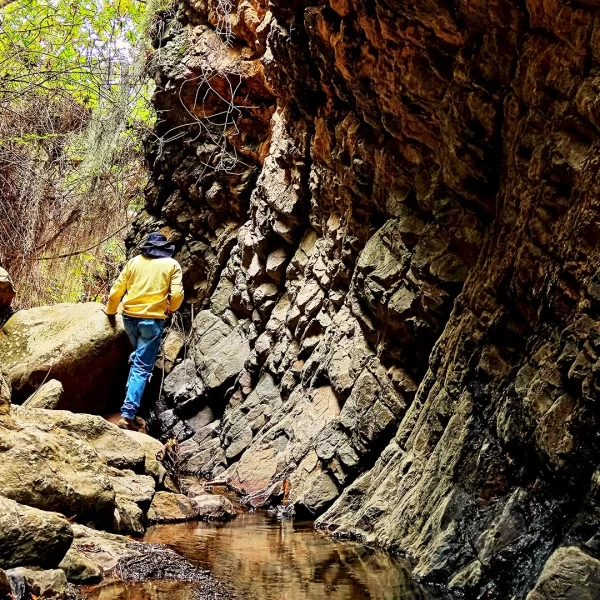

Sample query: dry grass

[0,93,148,309]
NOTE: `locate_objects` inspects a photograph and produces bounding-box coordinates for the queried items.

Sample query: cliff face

[133,0,600,597]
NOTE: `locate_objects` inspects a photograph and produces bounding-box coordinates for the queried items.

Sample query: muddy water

[142,511,433,600]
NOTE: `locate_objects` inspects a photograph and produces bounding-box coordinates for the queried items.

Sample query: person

[105,232,183,431]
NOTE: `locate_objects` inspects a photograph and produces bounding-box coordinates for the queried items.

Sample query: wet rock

[59,548,102,584]
[0,496,73,569]
[0,268,15,309]
[297,472,339,515]
[0,303,129,413]
[22,379,64,409]
[190,494,237,521]
[527,546,600,600]
[6,567,69,599]
[147,492,201,524]
[68,524,140,574]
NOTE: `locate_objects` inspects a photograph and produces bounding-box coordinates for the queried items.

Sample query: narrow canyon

[123,0,600,597]
[2,0,600,599]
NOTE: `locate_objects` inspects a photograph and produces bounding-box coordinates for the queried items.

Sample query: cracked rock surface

[134,0,600,596]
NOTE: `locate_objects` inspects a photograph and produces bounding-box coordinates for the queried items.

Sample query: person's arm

[105,262,130,315]
[169,262,184,312]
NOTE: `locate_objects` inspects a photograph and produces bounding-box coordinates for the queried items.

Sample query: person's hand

[102,308,117,324]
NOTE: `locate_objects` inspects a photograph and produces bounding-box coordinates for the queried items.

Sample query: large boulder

[13,406,146,471]
[0,268,15,310]
[0,411,117,524]
[0,302,130,413]
[0,496,73,570]
[147,491,236,524]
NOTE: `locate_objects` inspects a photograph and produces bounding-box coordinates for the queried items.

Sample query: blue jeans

[121,315,165,419]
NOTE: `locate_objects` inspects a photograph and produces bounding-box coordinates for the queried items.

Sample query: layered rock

[137,0,600,596]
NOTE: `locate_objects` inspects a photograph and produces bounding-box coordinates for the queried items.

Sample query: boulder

[0,496,73,570]
[0,302,130,413]
[13,406,145,471]
[0,411,117,524]
[0,268,15,310]
[22,379,64,409]
[59,548,102,584]
[147,492,201,524]
[190,494,237,521]
[68,524,140,574]
[527,546,600,600]
[6,567,69,599]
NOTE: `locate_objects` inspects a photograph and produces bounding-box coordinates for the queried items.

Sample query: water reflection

[144,511,431,600]
[82,579,200,600]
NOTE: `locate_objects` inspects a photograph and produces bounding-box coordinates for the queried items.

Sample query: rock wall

[135,0,600,597]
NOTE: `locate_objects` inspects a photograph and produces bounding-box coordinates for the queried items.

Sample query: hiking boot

[118,417,138,431]
[118,416,147,433]
[134,416,147,434]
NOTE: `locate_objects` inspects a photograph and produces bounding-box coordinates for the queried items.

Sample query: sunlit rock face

[134,0,600,596]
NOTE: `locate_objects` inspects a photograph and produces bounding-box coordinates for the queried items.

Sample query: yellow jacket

[106,255,184,319]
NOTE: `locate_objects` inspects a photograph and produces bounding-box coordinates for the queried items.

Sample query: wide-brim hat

[140,232,175,259]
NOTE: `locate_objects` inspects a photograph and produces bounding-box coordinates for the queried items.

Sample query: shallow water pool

[141,509,432,599]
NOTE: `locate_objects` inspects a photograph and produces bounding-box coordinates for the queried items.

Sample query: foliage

[0,0,145,108]
[0,0,157,308]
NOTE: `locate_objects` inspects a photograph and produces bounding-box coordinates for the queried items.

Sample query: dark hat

[140,232,175,259]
